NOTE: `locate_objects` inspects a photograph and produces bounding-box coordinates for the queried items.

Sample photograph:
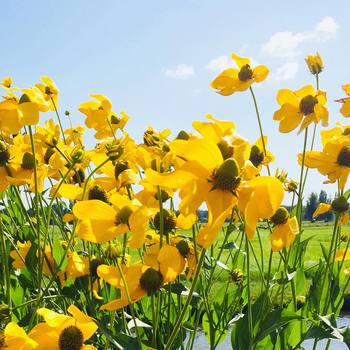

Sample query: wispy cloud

[261,17,339,58]
[273,62,299,81]
[163,64,194,80]
[206,54,260,72]
[206,56,232,71]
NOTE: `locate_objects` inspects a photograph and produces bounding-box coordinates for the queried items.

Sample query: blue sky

[2,0,350,199]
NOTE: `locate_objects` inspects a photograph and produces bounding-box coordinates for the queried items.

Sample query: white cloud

[261,17,339,58]
[273,62,299,81]
[206,55,260,71]
[315,17,339,38]
[163,64,194,79]
[206,56,231,71]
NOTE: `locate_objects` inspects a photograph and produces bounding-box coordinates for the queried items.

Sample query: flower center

[176,130,190,140]
[154,189,170,203]
[88,185,109,203]
[139,267,163,294]
[230,268,244,284]
[270,207,289,225]
[110,115,121,124]
[89,258,104,278]
[58,325,84,350]
[331,196,349,213]
[21,152,36,170]
[114,162,129,180]
[217,140,234,160]
[106,143,124,162]
[44,147,55,164]
[154,209,176,234]
[337,146,350,167]
[72,168,85,184]
[299,95,317,115]
[176,239,190,257]
[0,150,10,167]
[238,64,253,82]
[115,206,133,226]
[249,145,264,167]
[210,159,241,193]
[19,93,31,104]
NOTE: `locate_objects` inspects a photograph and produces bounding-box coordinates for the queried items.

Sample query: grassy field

[191,222,350,300]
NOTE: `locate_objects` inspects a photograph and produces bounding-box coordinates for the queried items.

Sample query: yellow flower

[211,53,269,95]
[335,84,350,118]
[0,77,13,89]
[9,241,31,269]
[79,94,129,139]
[35,118,60,147]
[305,52,323,75]
[145,138,241,243]
[270,208,298,252]
[300,139,350,189]
[238,176,284,239]
[335,248,350,262]
[273,85,328,133]
[2,322,37,350]
[64,252,90,282]
[29,304,97,350]
[73,194,150,245]
[192,114,235,143]
[248,136,274,169]
[313,196,349,225]
[18,87,49,125]
[64,126,85,146]
[0,95,23,135]
[98,244,184,310]
[35,76,59,110]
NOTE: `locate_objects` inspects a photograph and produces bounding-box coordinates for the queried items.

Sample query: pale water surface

[193,316,350,349]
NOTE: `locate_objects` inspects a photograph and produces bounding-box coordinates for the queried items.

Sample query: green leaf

[295,268,306,296]
[254,307,302,344]
[53,237,67,271]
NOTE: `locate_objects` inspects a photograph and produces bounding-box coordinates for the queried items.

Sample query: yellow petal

[97,265,121,287]
[67,305,98,341]
[312,203,331,218]
[158,245,185,283]
[73,200,116,221]
[231,53,250,68]
[336,248,350,261]
[253,65,269,83]
[276,89,298,107]
[18,102,40,125]
[76,219,117,243]
[295,85,315,99]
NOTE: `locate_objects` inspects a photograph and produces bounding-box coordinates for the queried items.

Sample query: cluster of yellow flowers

[1,51,350,348]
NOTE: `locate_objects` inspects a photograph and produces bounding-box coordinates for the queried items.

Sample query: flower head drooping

[273,85,328,134]
[305,53,323,75]
[301,138,350,190]
[211,53,269,95]
[270,207,299,252]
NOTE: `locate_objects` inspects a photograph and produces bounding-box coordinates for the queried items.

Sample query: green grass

[189,222,350,300]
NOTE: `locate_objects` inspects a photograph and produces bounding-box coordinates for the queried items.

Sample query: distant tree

[303,190,334,222]
[317,190,333,221]
[304,192,318,221]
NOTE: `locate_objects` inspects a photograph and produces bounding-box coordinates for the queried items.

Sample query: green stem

[0,218,11,308]
[165,248,206,350]
[249,87,270,176]
[246,235,253,349]
[51,98,67,144]
[115,259,143,350]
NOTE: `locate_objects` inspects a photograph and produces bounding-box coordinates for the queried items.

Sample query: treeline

[303,190,334,222]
